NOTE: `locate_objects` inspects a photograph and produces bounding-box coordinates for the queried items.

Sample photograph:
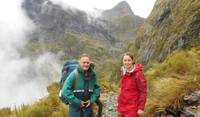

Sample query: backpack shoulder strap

[72,68,78,89]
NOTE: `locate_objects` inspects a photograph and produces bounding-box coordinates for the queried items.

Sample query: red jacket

[117,64,147,117]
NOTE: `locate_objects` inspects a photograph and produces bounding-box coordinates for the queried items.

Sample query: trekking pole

[96,98,103,117]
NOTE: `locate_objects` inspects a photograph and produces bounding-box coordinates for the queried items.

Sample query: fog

[0,0,60,108]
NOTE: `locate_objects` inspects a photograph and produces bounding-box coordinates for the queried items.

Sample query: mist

[49,0,103,21]
[0,0,61,108]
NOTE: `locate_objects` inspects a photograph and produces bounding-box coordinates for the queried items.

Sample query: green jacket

[61,64,100,106]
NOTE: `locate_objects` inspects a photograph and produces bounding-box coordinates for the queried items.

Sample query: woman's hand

[137,109,144,116]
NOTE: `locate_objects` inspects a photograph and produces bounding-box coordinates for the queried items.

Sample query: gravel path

[100,92,118,117]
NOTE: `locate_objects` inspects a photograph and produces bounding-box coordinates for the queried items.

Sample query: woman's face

[123,55,134,69]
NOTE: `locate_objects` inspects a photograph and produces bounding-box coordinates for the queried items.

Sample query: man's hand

[85,100,90,107]
[80,100,90,108]
[137,109,144,117]
[80,101,86,108]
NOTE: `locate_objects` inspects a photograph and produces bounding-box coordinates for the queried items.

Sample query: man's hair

[79,53,90,59]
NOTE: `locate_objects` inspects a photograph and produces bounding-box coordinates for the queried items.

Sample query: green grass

[144,46,200,116]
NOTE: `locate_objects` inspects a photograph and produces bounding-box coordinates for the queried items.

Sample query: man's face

[80,57,90,71]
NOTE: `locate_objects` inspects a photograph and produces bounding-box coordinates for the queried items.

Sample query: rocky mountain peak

[112,1,133,14]
[101,1,134,18]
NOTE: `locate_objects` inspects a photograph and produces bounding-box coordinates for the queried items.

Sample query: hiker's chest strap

[73,89,93,93]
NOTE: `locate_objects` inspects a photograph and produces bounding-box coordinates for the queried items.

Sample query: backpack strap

[72,68,78,89]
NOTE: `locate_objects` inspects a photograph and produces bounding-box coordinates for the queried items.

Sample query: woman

[117,52,147,117]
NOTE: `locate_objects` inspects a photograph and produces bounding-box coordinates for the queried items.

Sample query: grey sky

[50,0,156,18]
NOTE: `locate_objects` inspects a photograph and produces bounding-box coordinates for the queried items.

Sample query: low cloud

[0,0,61,108]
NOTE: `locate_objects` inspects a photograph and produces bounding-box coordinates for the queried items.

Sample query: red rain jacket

[117,64,147,117]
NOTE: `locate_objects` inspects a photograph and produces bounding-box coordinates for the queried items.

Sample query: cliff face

[22,0,144,58]
[22,0,144,46]
[22,0,115,43]
[129,0,200,63]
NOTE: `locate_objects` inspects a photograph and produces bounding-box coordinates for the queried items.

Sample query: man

[61,53,100,117]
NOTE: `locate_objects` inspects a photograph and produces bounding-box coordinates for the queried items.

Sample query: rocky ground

[101,92,118,117]
[92,92,118,117]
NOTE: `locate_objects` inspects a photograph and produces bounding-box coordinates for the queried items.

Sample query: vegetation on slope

[2,45,199,117]
[144,46,200,116]
[128,0,200,63]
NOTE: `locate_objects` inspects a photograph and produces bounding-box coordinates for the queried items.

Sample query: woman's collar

[121,65,135,74]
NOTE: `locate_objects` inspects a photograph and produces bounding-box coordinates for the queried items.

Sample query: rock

[100,92,118,117]
[185,106,200,117]
[182,90,200,117]
[156,4,171,24]
[158,90,200,117]
[184,91,200,105]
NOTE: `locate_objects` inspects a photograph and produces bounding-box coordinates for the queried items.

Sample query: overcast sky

[50,0,156,18]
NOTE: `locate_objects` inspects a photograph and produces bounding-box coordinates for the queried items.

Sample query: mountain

[22,0,115,43]
[128,0,200,63]
[22,0,144,59]
[98,1,144,45]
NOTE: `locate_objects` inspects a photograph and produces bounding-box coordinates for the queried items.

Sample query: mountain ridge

[129,0,200,64]
[22,0,144,59]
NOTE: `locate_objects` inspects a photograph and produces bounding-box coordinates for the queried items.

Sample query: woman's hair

[79,53,90,59]
[122,52,135,64]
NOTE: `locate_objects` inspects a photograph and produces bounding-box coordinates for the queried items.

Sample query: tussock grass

[144,47,200,116]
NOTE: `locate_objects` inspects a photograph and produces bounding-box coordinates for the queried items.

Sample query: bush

[9,82,68,117]
[0,108,12,117]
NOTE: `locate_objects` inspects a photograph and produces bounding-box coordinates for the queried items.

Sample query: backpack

[59,59,79,105]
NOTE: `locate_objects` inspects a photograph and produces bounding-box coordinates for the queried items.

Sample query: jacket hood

[134,64,143,72]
